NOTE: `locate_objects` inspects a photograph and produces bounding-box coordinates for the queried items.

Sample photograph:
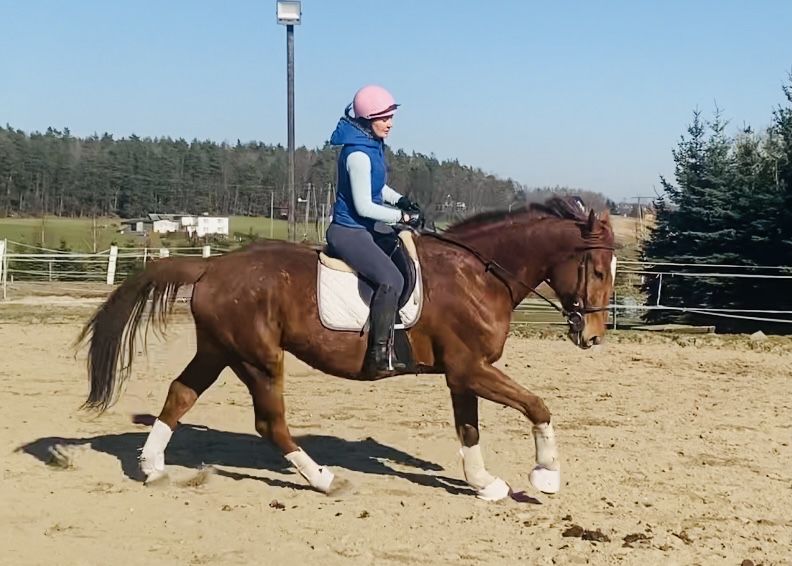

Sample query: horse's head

[441,196,616,347]
[545,208,616,349]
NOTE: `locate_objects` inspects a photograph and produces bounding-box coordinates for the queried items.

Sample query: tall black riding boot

[362,285,407,378]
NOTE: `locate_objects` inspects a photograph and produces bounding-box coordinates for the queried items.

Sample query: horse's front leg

[448,362,561,495]
[450,391,511,501]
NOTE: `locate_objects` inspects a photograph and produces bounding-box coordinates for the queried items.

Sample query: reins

[419,230,614,329]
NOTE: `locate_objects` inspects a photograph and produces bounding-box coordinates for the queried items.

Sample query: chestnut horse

[79,196,615,501]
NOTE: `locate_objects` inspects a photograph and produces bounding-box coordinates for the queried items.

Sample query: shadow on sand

[16,415,475,496]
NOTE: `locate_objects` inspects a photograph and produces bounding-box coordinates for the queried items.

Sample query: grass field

[0,216,315,252]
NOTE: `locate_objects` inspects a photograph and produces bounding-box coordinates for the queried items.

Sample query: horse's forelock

[533,196,589,222]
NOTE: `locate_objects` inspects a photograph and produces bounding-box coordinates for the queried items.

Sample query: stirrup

[363,345,405,378]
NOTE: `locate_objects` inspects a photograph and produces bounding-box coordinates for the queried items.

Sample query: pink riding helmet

[352,85,400,120]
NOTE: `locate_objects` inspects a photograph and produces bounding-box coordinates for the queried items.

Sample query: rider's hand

[396,196,421,214]
[401,210,423,229]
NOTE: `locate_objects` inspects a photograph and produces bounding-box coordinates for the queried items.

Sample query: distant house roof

[121,213,187,224]
[121,213,228,225]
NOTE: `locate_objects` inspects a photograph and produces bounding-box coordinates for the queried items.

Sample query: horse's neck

[453,219,574,301]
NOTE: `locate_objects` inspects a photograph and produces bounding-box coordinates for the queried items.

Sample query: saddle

[317,230,424,332]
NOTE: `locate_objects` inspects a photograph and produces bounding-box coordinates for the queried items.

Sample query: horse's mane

[444,196,590,235]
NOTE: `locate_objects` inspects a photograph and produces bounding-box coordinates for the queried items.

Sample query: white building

[121,214,181,234]
[121,213,229,238]
[181,215,229,238]
[152,219,181,234]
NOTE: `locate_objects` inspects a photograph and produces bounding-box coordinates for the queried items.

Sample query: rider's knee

[387,272,404,298]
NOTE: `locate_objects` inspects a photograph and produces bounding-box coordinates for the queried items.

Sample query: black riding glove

[396,196,421,213]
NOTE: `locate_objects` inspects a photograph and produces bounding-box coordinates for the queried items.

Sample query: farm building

[120,213,229,237]
[181,215,229,238]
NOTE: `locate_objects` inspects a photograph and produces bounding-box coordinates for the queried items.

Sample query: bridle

[420,231,614,334]
[562,247,615,334]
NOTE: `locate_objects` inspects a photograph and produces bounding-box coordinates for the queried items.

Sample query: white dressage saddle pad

[317,231,423,331]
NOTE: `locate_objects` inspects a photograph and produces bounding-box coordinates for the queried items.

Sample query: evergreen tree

[771,75,792,264]
[643,111,733,327]
[642,90,792,332]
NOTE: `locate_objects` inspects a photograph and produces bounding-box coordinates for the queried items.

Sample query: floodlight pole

[286,24,296,242]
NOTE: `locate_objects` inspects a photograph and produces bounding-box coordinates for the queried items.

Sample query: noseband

[421,232,614,332]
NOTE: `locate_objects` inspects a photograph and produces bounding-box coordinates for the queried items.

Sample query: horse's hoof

[143,469,169,486]
[529,466,560,494]
[476,477,511,502]
[325,475,353,497]
[313,467,336,494]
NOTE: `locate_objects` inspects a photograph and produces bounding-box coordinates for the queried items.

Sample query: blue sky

[1,0,791,200]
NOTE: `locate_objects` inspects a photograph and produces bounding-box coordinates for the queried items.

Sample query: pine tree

[643,87,792,332]
[642,111,735,324]
[772,75,792,264]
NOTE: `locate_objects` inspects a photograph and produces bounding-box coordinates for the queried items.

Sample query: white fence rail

[0,240,226,289]
[610,260,792,326]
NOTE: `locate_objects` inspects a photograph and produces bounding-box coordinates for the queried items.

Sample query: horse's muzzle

[569,330,602,350]
[565,311,585,334]
[566,311,604,349]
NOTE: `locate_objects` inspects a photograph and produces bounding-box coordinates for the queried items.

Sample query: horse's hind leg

[448,362,560,495]
[139,337,227,483]
[450,391,511,501]
[231,357,337,494]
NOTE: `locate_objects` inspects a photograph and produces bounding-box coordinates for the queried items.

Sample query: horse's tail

[76,257,209,413]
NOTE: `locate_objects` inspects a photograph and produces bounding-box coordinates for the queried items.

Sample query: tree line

[0,126,525,221]
[641,75,792,332]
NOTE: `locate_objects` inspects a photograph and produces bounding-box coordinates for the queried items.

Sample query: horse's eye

[593,270,605,280]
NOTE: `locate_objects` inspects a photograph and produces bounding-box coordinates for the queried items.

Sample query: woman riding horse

[326,84,422,378]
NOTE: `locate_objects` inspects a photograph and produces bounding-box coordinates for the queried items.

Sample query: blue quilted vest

[329,117,387,231]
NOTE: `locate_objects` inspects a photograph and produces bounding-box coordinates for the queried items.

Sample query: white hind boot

[460,444,511,501]
[139,419,173,483]
[530,422,561,494]
[285,449,335,493]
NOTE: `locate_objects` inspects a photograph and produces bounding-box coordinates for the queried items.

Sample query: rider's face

[371,115,393,139]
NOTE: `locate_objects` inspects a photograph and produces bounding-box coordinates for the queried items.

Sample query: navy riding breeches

[325,223,404,297]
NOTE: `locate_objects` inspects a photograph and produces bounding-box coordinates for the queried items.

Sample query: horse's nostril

[590,336,602,346]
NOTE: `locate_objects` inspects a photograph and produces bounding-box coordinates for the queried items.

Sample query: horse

[78,196,616,501]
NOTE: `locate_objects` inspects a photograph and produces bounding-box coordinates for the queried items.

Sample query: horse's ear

[598,209,611,225]
[586,208,596,232]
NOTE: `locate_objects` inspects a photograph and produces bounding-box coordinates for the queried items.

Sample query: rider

[326,84,422,378]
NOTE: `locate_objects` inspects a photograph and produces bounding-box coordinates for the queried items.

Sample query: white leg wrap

[460,445,511,502]
[285,449,335,493]
[530,422,561,494]
[140,419,173,479]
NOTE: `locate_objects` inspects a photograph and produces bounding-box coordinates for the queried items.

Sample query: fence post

[202,245,211,258]
[143,247,148,266]
[0,239,6,301]
[612,288,617,330]
[159,248,170,258]
[656,273,663,306]
[106,245,118,285]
